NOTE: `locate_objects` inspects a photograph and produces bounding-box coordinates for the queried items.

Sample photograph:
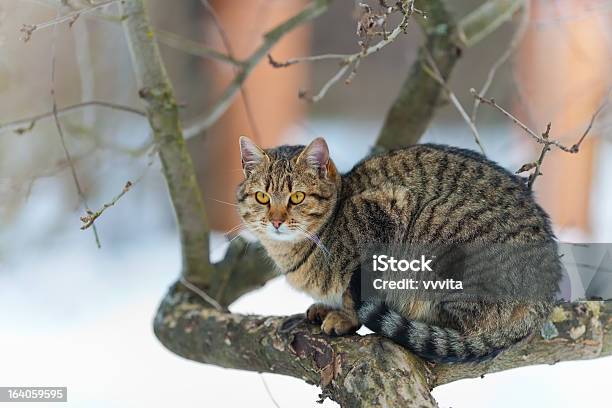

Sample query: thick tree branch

[120,0,213,286]
[155,283,438,408]
[375,0,526,150]
[155,283,611,406]
[375,0,460,150]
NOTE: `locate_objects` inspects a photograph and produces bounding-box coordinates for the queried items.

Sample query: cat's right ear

[239,136,268,177]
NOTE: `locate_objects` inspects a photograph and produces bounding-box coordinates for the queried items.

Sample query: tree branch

[155,283,438,408]
[155,29,242,66]
[21,0,119,42]
[375,0,460,150]
[120,0,213,285]
[183,0,333,139]
[155,283,611,406]
[375,0,527,151]
[0,101,145,135]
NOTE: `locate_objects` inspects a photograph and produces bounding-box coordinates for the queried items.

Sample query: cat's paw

[321,311,358,336]
[306,303,332,324]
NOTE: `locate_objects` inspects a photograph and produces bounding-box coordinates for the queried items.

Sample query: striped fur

[237,138,562,363]
[358,300,513,363]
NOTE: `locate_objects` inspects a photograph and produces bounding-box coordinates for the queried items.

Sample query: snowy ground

[1,121,611,407]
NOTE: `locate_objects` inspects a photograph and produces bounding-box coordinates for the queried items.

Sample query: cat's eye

[255,191,270,204]
[289,191,305,205]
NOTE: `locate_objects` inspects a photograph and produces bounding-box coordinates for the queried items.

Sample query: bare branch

[200,0,262,142]
[472,89,611,189]
[155,29,242,66]
[574,89,612,149]
[80,181,133,230]
[267,53,350,68]
[0,101,146,135]
[183,0,333,140]
[471,1,530,124]
[422,48,486,155]
[300,62,351,103]
[20,0,118,42]
[270,1,420,103]
[50,15,101,247]
[470,89,609,154]
[376,0,530,151]
[457,0,524,48]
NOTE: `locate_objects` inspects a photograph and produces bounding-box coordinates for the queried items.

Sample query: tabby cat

[236,136,561,363]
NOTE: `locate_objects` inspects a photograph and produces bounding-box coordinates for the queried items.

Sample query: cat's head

[236,136,340,243]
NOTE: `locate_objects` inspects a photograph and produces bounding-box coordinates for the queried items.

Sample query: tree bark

[375,0,525,150]
[121,0,214,286]
[155,284,611,406]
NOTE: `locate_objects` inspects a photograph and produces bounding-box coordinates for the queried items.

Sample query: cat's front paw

[306,303,332,323]
[321,311,358,336]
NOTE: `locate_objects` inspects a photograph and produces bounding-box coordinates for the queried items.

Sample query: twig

[269,0,420,102]
[0,101,145,135]
[155,29,242,67]
[422,50,487,156]
[518,123,552,189]
[527,145,550,189]
[473,88,611,189]
[470,89,608,153]
[179,276,224,312]
[471,0,530,124]
[183,0,333,139]
[457,0,524,48]
[299,63,351,103]
[80,181,133,229]
[50,15,101,247]
[267,53,350,68]
[200,0,262,143]
[573,89,611,149]
[20,0,118,41]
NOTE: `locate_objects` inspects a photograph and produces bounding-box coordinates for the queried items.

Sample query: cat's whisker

[210,229,248,257]
[293,225,331,258]
[224,222,248,237]
[208,197,239,207]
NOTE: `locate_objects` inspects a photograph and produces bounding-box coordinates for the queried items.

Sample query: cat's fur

[236,137,561,363]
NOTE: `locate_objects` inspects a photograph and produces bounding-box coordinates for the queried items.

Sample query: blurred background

[1,0,611,407]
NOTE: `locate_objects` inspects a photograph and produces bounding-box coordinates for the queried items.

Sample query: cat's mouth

[265,223,301,242]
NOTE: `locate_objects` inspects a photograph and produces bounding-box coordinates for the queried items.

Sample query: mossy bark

[121,0,213,286]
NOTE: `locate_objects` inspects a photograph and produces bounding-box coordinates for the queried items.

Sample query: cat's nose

[271,220,284,229]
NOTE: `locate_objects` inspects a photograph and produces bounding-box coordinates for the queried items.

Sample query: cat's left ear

[239,136,268,177]
[298,137,330,177]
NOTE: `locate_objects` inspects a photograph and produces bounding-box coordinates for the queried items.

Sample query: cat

[236,136,561,363]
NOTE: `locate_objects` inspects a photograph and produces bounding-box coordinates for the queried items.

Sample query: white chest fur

[286,272,344,308]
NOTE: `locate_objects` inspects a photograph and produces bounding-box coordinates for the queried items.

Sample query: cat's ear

[239,136,268,177]
[298,137,330,176]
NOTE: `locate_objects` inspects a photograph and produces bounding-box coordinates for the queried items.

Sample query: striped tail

[357,300,516,363]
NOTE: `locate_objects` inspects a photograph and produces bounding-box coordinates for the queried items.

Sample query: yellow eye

[290,191,305,205]
[255,191,270,204]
